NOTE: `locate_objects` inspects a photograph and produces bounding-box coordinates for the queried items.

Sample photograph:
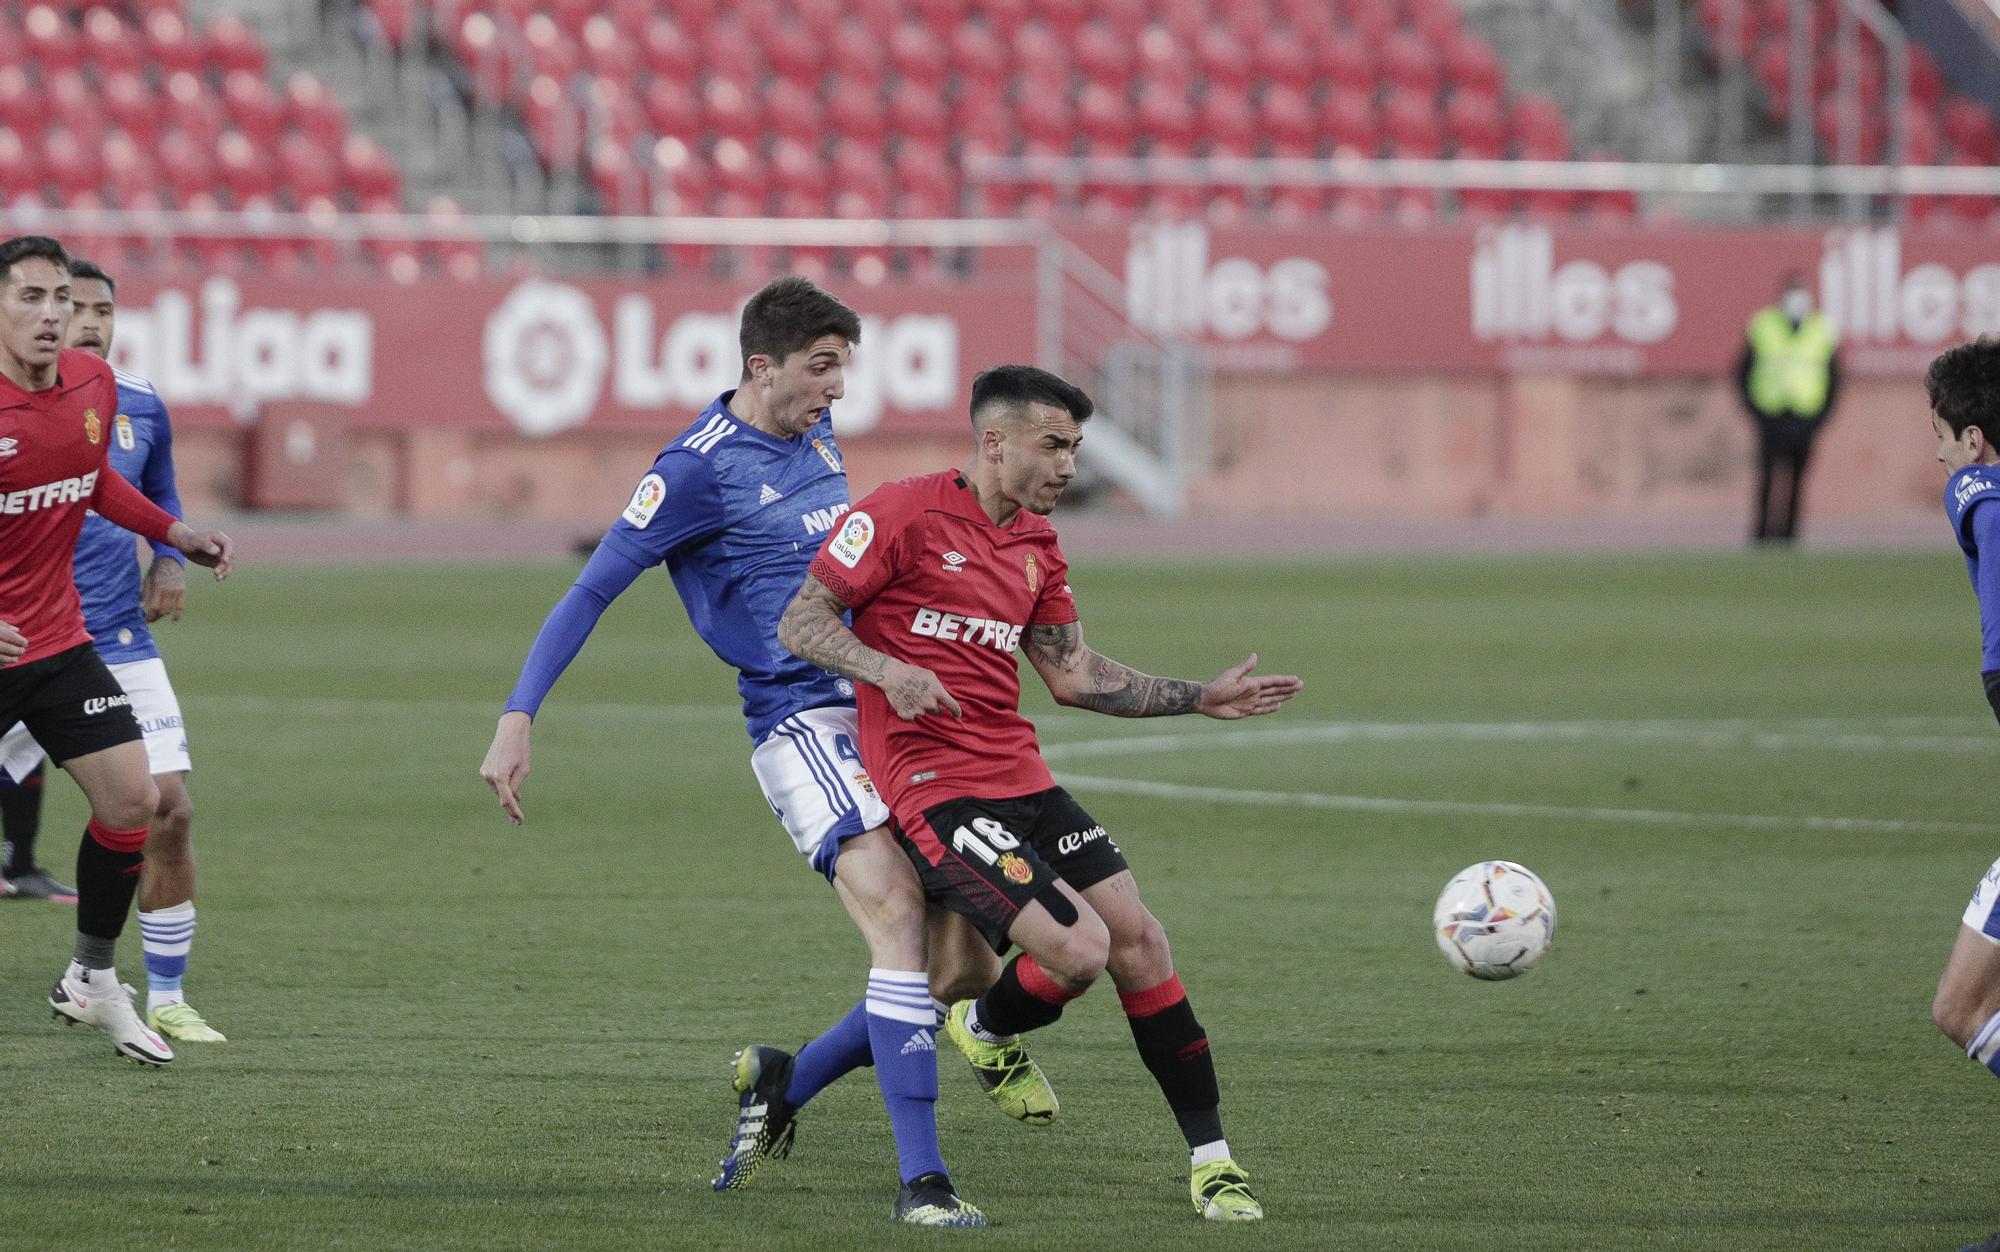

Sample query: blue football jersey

[73,370,184,665]
[599,391,857,741]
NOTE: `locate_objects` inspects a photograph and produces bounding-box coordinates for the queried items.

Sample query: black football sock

[1,760,46,875]
[74,819,147,951]
[1120,973,1225,1149]
[970,954,1076,1038]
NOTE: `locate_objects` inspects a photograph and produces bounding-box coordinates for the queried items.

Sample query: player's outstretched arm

[0,619,25,664]
[1024,621,1303,719]
[779,574,962,720]
[480,711,532,824]
[165,521,233,579]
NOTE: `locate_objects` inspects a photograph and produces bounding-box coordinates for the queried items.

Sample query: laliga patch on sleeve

[827,511,875,568]
[623,473,667,528]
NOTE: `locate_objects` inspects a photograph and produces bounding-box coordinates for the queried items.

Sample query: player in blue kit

[1923,339,2000,1252]
[0,257,224,1043]
[479,277,1048,1229]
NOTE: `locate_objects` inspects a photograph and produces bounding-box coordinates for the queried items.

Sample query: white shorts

[1963,857,2000,945]
[0,656,190,782]
[749,705,890,882]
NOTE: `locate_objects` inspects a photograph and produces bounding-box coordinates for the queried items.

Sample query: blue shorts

[750,706,891,883]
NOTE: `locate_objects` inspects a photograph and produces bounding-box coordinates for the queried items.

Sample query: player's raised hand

[1197,653,1304,720]
[480,712,533,824]
[883,658,963,721]
[169,523,234,579]
[142,556,187,623]
[0,620,25,664]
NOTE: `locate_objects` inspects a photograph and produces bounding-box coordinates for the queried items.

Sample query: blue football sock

[865,967,946,1183]
[785,999,872,1108]
[1970,1008,2000,1078]
[138,902,195,1010]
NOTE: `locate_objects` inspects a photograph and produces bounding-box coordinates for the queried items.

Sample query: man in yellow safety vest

[1735,272,1841,543]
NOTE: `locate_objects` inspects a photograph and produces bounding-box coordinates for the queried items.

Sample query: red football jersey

[0,350,147,666]
[808,470,1079,816]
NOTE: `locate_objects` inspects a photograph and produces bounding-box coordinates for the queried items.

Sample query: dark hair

[1926,338,2000,445]
[738,276,861,374]
[68,257,115,295]
[969,364,1093,427]
[0,236,69,286]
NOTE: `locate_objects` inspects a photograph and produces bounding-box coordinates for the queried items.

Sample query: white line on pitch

[1054,773,1993,836]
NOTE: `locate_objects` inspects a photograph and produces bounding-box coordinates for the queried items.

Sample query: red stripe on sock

[86,819,148,853]
[1118,973,1187,1019]
[1016,955,1081,1006]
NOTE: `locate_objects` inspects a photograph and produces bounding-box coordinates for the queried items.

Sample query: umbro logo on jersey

[940,551,966,572]
[759,484,783,506]
[900,1029,936,1056]
[0,437,15,457]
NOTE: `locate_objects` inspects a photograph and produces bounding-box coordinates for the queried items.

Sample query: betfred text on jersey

[1,471,99,514]
[909,608,1024,652]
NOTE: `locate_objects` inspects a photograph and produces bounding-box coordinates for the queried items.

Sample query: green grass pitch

[1,549,1996,1250]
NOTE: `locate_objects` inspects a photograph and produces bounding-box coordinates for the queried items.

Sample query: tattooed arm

[1022,619,1305,719]
[778,574,963,720]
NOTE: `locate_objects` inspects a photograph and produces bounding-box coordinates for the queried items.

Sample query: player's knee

[1108,914,1174,985]
[1041,913,1110,989]
[96,776,158,831]
[928,946,1001,1003]
[1935,984,1975,1048]
[156,790,192,841]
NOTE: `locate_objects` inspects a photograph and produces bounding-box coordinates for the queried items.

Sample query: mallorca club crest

[811,437,842,474]
[82,409,100,444]
[1024,553,1039,595]
[997,853,1033,885]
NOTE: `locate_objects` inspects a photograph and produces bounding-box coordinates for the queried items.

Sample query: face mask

[1782,290,1811,320]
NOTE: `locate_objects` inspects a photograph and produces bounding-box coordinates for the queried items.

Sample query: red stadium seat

[1197,86,1258,155]
[144,9,207,77]
[163,71,225,148]
[579,15,640,83]
[1442,32,1506,98]
[700,18,765,88]
[766,17,824,82]
[1220,0,1274,45]
[1345,0,1399,43]
[1909,46,1946,110]
[582,75,645,149]
[1259,84,1317,153]
[1255,28,1316,92]
[826,74,890,147]
[1444,90,1506,154]
[278,132,342,205]
[222,68,286,147]
[1100,0,1149,40]
[700,76,765,145]
[950,22,1011,93]
[1901,103,1943,166]
[521,14,581,87]
[889,88,951,146]
[1316,30,1377,97]
[1267,184,1330,223]
[763,79,822,146]
[1134,25,1197,92]
[83,7,144,76]
[671,0,724,40]
[342,133,402,202]
[1016,86,1075,148]
[1196,25,1255,92]
[1406,0,1465,46]
[0,68,44,138]
[894,140,958,204]
[287,72,349,149]
[954,87,1015,159]
[850,0,898,39]
[1509,93,1572,157]
[769,134,826,197]
[1075,20,1135,85]
[1813,97,1886,162]
[830,19,890,79]
[0,128,44,201]
[890,22,951,92]
[830,138,893,212]
[1137,81,1197,147]
[42,126,99,200]
[1158,0,1207,46]
[24,6,84,77]
[588,137,647,214]
[1381,91,1442,158]
[1381,32,1442,98]
[710,135,766,200]
[1076,81,1138,150]
[642,77,701,141]
[981,0,1031,41]
[205,14,268,77]
[1034,0,1090,39]
[1752,37,1794,120]
[48,69,103,147]
[99,130,161,207]
[645,136,708,213]
[641,18,700,82]
[1319,87,1379,153]
[1011,20,1070,85]
[1944,97,1998,164]
[156,130,216,203]
[216,129,274,204]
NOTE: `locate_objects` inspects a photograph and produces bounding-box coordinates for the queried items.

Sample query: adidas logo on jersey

[900,1029,936,1056]
[759,484,783,506]
[0,437,16,457]
[909,608,1024,652]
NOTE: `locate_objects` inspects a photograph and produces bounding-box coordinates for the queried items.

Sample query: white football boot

[51,969,174,1065]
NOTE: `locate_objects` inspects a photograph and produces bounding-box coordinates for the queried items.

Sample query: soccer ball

[1432,860,1556,981]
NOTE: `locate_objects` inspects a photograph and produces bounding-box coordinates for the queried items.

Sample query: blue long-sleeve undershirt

[1975,501,2000,674]
[504,540,651,717]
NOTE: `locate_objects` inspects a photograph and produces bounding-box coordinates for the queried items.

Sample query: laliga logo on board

[1124,221,1332,341]
[1470,224,1676,344]
[1818,227,2000,345]
[110,278,373,409]
[483,280,961,438]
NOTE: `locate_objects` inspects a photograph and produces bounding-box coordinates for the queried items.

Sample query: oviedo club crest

[83,409,101,444]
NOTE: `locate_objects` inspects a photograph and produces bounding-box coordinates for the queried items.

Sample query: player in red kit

[0,236,234,1065]
[780,364,1301,1222]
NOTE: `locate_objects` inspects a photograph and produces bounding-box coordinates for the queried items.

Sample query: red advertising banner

[1068,221,2000,378]
[102,273,1040,436]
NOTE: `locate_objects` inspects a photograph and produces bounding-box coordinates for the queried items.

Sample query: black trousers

[1752,415,1823,542]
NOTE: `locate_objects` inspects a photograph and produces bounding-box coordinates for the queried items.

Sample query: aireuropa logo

[482,280,962,437]
[1125,221,1332,341]
[1470,224,1676,345]
[1819,227,2000,345]
[110,278,372,410]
